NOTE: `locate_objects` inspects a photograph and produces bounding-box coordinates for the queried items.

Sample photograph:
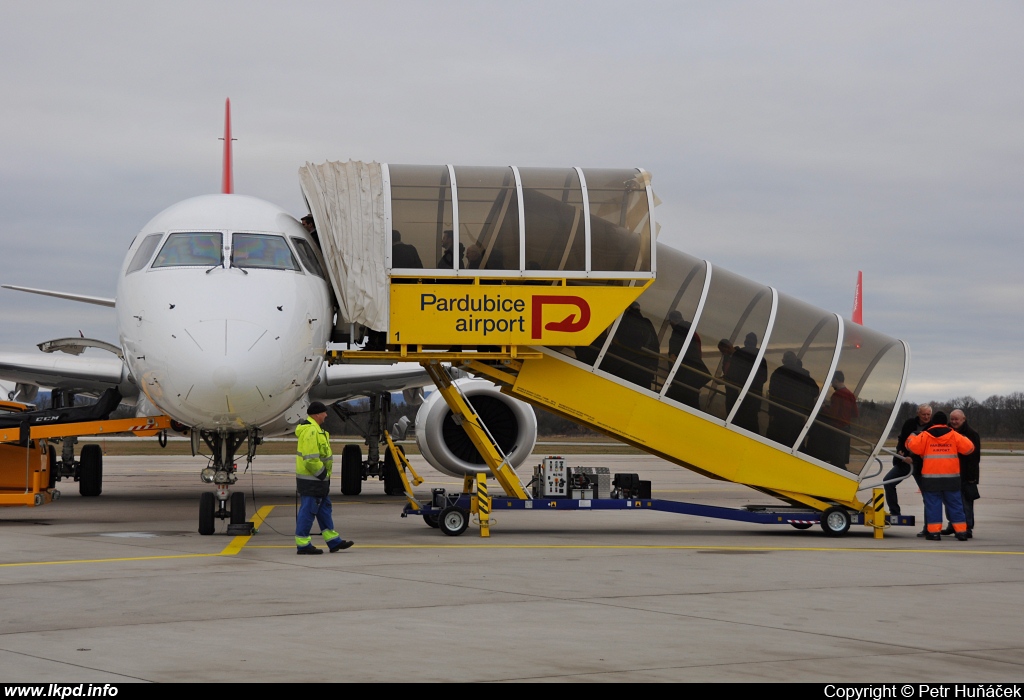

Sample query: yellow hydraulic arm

[420,361,531,500]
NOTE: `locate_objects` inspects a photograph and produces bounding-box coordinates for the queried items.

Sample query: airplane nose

[164,318,298,427]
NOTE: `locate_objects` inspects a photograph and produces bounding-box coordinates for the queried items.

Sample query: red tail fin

[220,98,234,194]
[852,270,863,325]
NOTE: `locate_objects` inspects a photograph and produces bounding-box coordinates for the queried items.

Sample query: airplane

[0,99,538,532]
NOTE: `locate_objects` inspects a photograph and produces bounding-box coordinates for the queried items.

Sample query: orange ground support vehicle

[0,400,56,507]
[0,398,171,508]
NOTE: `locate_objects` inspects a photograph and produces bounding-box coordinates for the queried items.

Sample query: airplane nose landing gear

[196,429,255,535]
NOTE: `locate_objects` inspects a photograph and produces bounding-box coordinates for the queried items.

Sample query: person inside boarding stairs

[295,401,354,554]
[300,214,320,247]
[725,332,767,435]
[392,229,423,269]
[438,229,465,269]
[904,411,975,542]
[946,409,981,538]
[766,351,819,448]
[665,310,709,409]
[605,302,660,391]
[822,371,858,469]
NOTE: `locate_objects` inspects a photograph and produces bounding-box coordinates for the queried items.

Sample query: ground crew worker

[904,411,975,542]
[295,401,354,555]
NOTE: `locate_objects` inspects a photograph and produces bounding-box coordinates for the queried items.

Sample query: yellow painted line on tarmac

[0,552,225,568]
[240,543,1024,555]
[219,505,275,555]
[0,505,281,568]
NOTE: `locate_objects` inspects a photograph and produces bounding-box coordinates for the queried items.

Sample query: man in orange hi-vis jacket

[905,411,975,541]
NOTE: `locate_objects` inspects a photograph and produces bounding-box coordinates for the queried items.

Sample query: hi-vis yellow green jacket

[295,417,333,497]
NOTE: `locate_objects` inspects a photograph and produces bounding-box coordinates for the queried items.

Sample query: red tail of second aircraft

[221,98,234,194]
[852,270,863,325]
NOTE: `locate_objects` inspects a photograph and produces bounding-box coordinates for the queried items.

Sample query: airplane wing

[1,285,116,307]
[0,348,429,413]
[0,352,133,395]
[308,361,432,402]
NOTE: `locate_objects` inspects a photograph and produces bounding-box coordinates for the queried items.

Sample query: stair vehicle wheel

[199,492,216,535]
[438,506,469,537]
[340,444,363,495]
[819,506,851,537]
[47,445,58,489]
[383,445,405,496]
[79,444,103,497]
[230,491,246,524]
[790,522,813,530]
[423,512,440,529]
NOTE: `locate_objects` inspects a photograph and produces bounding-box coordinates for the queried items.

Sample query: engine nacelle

[415,379,537,479]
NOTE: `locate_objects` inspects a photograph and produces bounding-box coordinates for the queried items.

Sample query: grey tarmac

[1,451,1022,683]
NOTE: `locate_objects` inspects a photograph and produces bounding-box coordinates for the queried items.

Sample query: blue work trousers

[922,490,965,532]
[296,493,340,546]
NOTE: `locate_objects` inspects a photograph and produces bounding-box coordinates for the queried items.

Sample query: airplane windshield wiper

[205,262,246,274]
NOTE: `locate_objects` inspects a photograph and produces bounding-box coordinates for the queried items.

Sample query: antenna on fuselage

[220,98,235,194]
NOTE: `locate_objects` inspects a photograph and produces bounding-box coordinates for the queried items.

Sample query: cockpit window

[291,237,327,279]
[126,233,164,274]
[231,233,300,271]
[152,232,223,268]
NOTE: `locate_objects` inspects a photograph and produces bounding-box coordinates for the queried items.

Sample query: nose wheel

[195,430,255,535]
[198,490,248,535]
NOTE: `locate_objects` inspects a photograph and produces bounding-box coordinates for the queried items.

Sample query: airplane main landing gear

[196,429,256,535]
[334,392,405,496]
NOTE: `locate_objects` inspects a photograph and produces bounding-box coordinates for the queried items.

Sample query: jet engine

[415,379,537,479]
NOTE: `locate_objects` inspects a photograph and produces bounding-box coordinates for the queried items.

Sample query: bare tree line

[892,392,1024,439]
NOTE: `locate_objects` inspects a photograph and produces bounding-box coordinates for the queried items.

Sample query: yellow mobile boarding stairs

[300,161,913,539]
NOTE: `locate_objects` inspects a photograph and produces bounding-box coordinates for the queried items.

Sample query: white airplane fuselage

[116,194,332,431]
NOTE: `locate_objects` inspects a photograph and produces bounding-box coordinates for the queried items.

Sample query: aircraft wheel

[47,445,58,489]
[79,444,103,497]
[383,445,405,496]
[340,444,363,495]
[438,506,469,537]
[230,491,246,524]
[199,492,216,535]
[423,512,440,529]
[790,522,813,530]
[819,506,851,537]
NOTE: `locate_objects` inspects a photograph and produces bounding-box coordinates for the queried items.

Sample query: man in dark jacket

[726,332,767,434]
[665,310,709,409]
[438,229,465,269]
[946,409,981,537]
[905,411,975,541]
[885,404,931,519]
[392,229,423,268]
[605,302,659,390]
[766,351,820,448]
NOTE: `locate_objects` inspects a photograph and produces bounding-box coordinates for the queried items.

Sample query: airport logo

[531,296,590,339]
[391,283,646,346]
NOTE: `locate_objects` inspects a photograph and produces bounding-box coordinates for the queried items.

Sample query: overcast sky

[0,1,1020,403]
